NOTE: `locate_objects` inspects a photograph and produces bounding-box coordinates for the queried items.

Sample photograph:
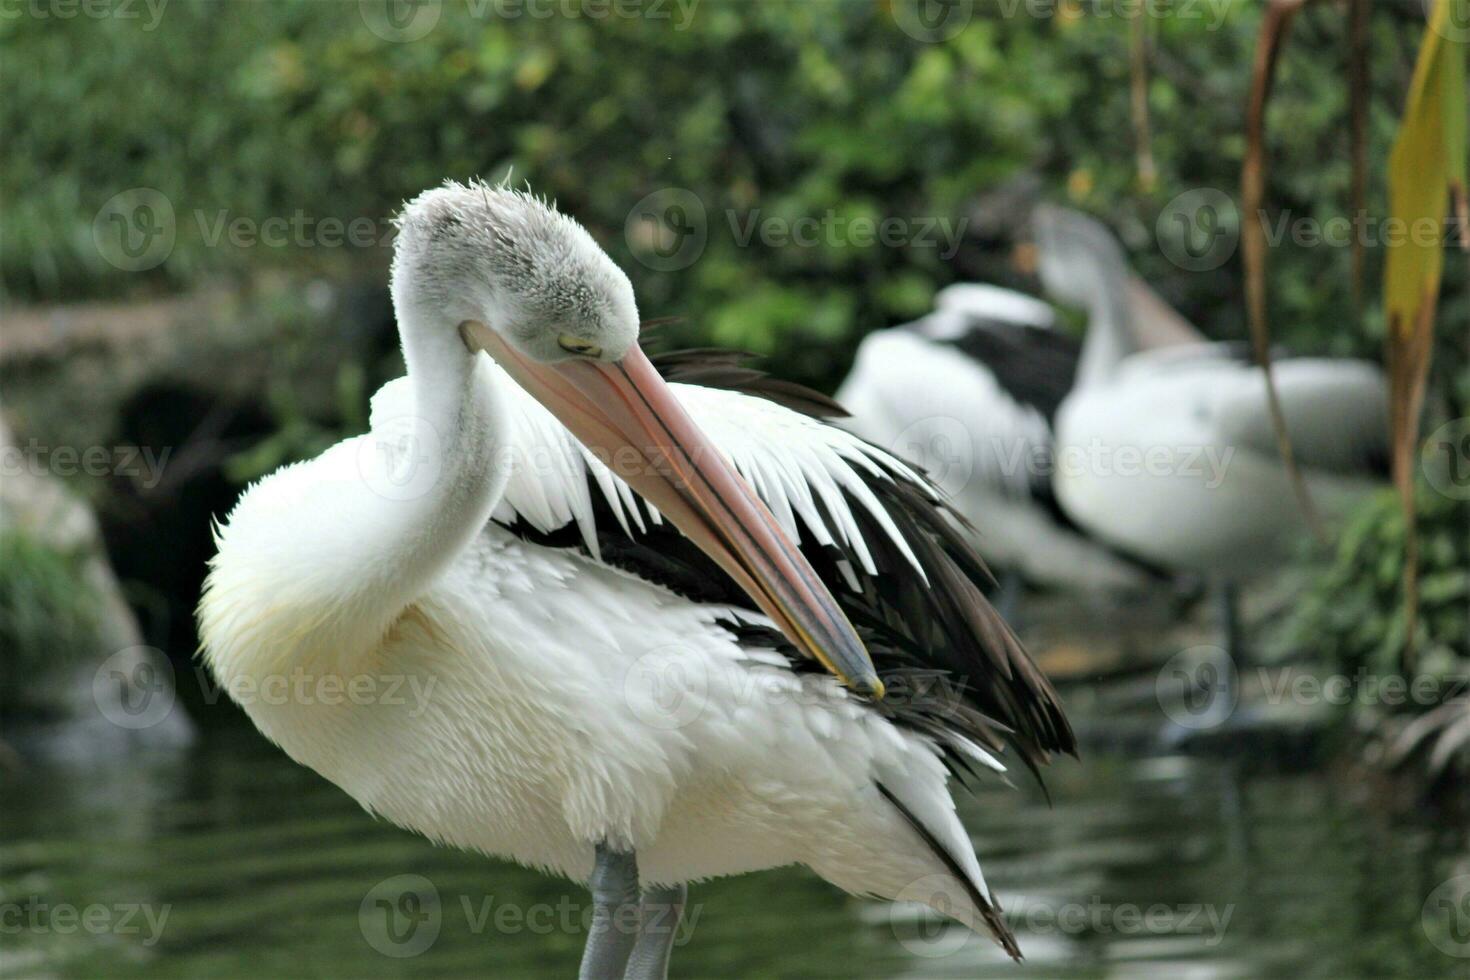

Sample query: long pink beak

[460,321,883,698]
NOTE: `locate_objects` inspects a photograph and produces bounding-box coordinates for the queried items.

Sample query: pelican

[1035,205,1389,653]
[199,181,1073,976]
[835,283,1164,615]
[832,230,1216,617]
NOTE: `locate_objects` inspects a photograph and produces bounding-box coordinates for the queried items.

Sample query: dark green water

[2,710,1465,979]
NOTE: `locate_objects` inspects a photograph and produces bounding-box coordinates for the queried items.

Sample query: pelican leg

[624,883,686,980]
[579,843,641,980]
[1216,581,1244,663]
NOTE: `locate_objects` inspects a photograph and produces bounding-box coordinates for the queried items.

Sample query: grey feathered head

[1032,204,1129,310]
[392,179,640,362]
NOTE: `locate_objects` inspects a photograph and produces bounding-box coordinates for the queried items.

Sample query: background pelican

[832,230,1208,615]
[835,285,1161,616]
[199,182,1073,976]
[1035,205,1390,654]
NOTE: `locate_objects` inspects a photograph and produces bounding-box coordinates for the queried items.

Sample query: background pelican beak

[460,320,883,698]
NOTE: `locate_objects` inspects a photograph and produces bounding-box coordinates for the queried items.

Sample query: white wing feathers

[369,359,931,580]
[835,328,1054,500]
[1212,358,1388,475]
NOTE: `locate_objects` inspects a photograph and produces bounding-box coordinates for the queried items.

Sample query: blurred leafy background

[3,4,1469,976]
[7,1,1464,367]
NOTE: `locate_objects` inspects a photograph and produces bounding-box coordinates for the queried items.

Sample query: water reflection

[1,710,1462,978]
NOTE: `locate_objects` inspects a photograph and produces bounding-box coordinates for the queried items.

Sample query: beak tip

[859,675,886,701]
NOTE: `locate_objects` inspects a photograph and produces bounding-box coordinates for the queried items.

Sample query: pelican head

[1031,203,1138,386]
[394,182,639,364]
[1032,202,1129,310]
[392,180,882,698]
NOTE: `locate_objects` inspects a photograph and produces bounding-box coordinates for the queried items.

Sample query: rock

[0,414,192,751]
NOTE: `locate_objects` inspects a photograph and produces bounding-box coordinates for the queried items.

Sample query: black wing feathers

[928,316,1080,423]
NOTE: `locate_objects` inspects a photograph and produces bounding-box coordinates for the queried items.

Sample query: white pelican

[199,181,1073,975]
[1036,205,1389,653]
[835,282,1167,615]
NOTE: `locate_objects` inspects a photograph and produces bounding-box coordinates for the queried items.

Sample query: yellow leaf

[1065,168,1093,202]
[1384,0,1466,343]
[1382,0,1467,666]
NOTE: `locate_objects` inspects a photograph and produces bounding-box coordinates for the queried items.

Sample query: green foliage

[4,1,1456,392]
[1282,485,1469,698]
[0,531,101,715]
[224,361,371,485]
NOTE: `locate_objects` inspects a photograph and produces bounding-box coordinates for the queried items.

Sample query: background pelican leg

[623,883,687,980]
[579,844,641,980]
[1216,580,1244,662]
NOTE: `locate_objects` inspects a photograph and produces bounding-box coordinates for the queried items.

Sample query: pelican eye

[557,334,603,358]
